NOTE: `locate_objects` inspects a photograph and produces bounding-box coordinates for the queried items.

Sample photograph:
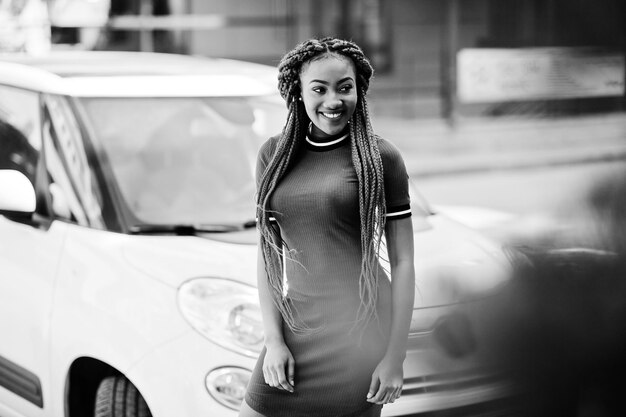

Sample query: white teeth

[322,112,341,119]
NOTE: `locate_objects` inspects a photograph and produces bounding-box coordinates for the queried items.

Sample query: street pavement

[373,113,626,178]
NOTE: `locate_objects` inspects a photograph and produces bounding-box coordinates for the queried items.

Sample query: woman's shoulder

[375,135,405,165]
[258,134,282,159]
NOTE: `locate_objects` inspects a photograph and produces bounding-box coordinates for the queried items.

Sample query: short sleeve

[379,137,411,220]
[256,136,279,190]
[256,135,280,223]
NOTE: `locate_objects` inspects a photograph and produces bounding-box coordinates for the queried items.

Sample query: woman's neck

[307,123,349,143]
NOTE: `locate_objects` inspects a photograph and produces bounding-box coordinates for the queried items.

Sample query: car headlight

[205,367,251,410]
[178,278,263,357]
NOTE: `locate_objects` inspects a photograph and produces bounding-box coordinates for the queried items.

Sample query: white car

[0,51,512,417]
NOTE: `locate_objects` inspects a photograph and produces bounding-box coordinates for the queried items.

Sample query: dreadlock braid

[349,88,387,332]
[256,100,309,332]
[257,37,386,334]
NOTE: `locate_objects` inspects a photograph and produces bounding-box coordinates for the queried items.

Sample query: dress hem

[244,393,379,417]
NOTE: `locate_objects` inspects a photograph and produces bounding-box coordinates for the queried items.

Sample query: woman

[241,37,415,417]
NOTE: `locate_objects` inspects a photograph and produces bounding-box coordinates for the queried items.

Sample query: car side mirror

[0,169,36,216]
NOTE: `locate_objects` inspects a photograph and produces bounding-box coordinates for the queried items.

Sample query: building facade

[96,0,626,120]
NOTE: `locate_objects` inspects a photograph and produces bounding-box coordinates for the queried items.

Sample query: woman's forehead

[299,53,356,80]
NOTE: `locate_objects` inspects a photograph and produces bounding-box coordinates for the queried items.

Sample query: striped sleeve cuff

[255,216,278,223]
[385,203,412,220]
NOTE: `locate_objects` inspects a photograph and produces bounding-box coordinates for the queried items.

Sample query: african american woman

[240,37,416,417]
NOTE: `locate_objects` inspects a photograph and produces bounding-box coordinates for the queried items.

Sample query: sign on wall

[457,48,625,103]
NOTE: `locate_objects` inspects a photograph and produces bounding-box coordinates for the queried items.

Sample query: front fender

[47,226,189,416]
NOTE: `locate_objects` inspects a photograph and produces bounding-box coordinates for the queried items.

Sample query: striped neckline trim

[305,123,350,151]
[305,132,349,148]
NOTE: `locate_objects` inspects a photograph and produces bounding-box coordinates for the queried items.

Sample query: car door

[0,85,67,416]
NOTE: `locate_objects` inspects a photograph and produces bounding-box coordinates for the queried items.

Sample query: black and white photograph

[1,1,625,417]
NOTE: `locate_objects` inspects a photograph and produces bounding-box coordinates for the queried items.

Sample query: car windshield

[78,95,432,231]
[79,95,286,228]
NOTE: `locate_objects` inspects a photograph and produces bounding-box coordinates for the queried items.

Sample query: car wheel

[95,376,152,417]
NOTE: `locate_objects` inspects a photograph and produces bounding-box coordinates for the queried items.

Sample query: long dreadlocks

[256,37,387,333]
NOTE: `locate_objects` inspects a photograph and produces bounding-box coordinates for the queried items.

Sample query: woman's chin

[313,120,348,137]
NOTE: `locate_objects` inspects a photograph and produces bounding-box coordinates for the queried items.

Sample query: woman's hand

[263,341,295,393]
[366,354,404,404]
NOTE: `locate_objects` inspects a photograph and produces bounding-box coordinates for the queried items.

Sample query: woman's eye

[340,85,354,93]
[312,86,326,94]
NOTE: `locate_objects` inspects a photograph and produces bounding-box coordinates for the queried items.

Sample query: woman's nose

[324,94,342,109]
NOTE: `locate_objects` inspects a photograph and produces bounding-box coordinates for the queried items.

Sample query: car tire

[95,376,152,417]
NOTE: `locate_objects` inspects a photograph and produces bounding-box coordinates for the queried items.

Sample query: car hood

[122,214,511,307]
[122,228,259,288]
[412,213,511,308]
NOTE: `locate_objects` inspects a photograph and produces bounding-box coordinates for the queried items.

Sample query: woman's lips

[321,111,342,120]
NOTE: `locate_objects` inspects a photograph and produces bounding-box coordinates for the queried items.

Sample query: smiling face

[299,53,358,138]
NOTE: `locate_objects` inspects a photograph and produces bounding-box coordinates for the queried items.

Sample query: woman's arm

[367,217,416,404]
[257,244,295,393]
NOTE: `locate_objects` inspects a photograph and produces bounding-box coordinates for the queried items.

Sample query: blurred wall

[187,0,304,65]
[98,0,625,120]
[183,0,492,119]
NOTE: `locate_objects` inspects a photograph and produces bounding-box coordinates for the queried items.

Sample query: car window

[78,96,287,228]
[0,85,41,184]
[42,94,104,228]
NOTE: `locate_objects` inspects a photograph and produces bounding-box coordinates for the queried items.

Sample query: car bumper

[125,332,512,417]
[384,300,514,416]
[384,367,512,416]
[126,302,513,417]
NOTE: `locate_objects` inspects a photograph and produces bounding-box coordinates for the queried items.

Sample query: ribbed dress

[245,129,411,417]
